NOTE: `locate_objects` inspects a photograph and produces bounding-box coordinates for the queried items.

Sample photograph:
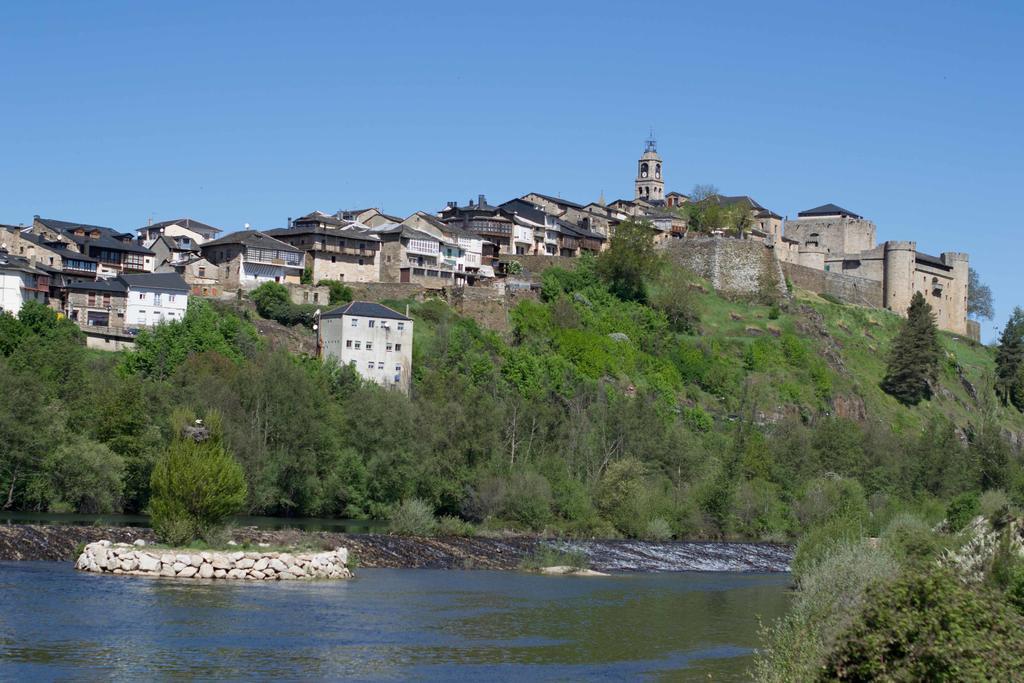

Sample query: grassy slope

[693,283,1024,435]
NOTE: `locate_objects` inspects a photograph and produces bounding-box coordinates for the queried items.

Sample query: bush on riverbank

[149,411,248,545]
[388,498,437,536]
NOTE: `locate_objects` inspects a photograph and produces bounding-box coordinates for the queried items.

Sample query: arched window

[655,163,661,179]
[640,162,648,178]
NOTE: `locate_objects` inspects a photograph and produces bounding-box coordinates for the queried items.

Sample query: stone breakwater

[75,541,352,580]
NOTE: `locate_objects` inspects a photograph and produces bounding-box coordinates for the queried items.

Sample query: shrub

[682,406,713,433]
[754,541,899,682]
[794,476,868,531]
[791,515,868,582]
[822,568,1024,680]
[945,491,980,531]
[518,545,589,571]
[502,471,554,530]
[250,281,317,327]
[389,498,437,536]
[148,432,248,546]
[979,488,1012,520]
[436,515,475,537]
[879,513,944,567]
[644,517,673,541]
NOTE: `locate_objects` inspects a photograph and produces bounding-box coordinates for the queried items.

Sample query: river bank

[0,523,793,572]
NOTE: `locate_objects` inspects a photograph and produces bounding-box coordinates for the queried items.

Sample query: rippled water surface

[0,562,790,680]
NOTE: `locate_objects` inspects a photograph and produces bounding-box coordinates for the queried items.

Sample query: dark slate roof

[797,203,863,219]
[266,222,381,242]
[524,192,584,209]
[119,272,189,291]
[321,301,412,321]
[0,253,48,276]
[293,211,349,228]
[37,217,155,255]
[501,198,550,225]
[64,277,128,293]
[200,230,301,252]
[915,252,952,271]
[712,195,782,220]
[18,231,99,263]
[141,218,221,235]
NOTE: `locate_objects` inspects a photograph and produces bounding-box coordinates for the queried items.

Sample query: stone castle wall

[781,261,884,308]
[662,237,785,298]
[449,285,539,333]
[76,540,351,581]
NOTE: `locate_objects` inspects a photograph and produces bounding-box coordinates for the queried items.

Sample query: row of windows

[350,318,405,331]
[346,340,402,352]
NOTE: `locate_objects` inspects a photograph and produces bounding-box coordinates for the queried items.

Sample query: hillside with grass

[0,222,1022,545]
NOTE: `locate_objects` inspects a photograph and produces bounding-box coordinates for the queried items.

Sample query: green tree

[968,267,994,320]
[648,265,701,333]
[148,410,248,544]
[880,292,942,405]
[596,219,661,302]
[0,364,63,510]
[995,307,1024,410]
[317,279,353,306]
[35,435,125,514]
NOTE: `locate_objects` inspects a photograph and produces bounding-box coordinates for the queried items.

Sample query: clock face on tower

[641,171,648,178]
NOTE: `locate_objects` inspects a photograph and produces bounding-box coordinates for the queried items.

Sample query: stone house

[63,277,129,331]
[2,227,100,278]
[439,195,517,256]
[159,256,221,297]
[199,230,303,291]
[371,223,464,287]
[266,212,382,284]
[318,301,413,395]
[32,217,155,277]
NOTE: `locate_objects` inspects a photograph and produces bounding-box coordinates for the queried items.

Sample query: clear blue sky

[2,1,1021,340]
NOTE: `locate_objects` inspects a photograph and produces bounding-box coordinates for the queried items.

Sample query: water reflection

[0,512,387,533]
[0,563,790,681]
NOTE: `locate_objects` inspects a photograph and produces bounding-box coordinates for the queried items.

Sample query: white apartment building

[318,301,413,395]
[120,272,190,328]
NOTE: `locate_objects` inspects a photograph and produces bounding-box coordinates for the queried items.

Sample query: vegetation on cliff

[0,229,1022,545]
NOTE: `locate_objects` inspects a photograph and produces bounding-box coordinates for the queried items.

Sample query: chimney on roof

[287,217,293,229]
[478,194,486,206]
[446,201,456,209]
[468,199,475,207]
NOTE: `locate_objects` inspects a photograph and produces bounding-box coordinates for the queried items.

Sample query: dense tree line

[0,226,1022,541]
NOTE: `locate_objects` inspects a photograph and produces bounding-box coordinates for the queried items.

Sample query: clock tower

[634,134,664,202]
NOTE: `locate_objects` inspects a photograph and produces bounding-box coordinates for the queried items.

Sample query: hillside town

[0,138,974,391]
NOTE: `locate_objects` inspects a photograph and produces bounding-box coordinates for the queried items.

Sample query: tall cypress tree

[881,292,943,405]
[995,307,1024,410]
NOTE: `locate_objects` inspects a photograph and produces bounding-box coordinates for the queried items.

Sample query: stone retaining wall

[75,540,352,581]
[781,261,884,309]
[663,236,785,298]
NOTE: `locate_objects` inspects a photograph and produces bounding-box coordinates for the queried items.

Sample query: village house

[0,252,50,315]
[369,222,464,287]
[137,218,221,247]
[199,230,303,290]
[120,272,189,328]
[162,255,222,296]
[32,217,155,277]
[267,212,382,283]
[62,277,128,331]
[317,301,414,394]
[402,211,488,280]
[1,225,100,278]
[439,195,517,256]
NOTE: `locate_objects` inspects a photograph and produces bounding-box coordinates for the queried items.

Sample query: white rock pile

[75,540,352,580]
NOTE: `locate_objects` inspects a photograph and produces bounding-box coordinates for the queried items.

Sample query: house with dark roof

[439,195,517,260]
[0,252,51,314]
[32,217,155,277]
[267,212,382,284]
[137,218,221,247]
[120,272,189,328]
[199,230,304,290]
[1,226,100,278]
[318,301,413,395]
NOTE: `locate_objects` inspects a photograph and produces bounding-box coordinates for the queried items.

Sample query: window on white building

[367,361,373,369]
[395,343,402,351]
[368,320,375,328]
[397,322,405,331]
[365,342,372,351]
[354,341,361,349]
[346,340,352,348]
[386,343,393,351]
[351,318,358,326]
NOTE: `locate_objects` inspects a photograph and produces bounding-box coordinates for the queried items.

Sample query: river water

[0,562,790,681]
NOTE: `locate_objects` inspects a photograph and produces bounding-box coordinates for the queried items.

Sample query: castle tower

[883,240,917,316]
[635,134,664,202]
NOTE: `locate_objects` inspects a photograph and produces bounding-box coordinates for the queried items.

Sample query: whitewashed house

[0,253,50,314]
[318,301,413,394]
[120,272,189,328]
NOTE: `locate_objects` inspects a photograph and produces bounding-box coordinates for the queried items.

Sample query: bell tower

[635,133,664,202]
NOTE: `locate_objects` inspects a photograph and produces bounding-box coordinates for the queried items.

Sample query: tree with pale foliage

[968,267,994,320]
